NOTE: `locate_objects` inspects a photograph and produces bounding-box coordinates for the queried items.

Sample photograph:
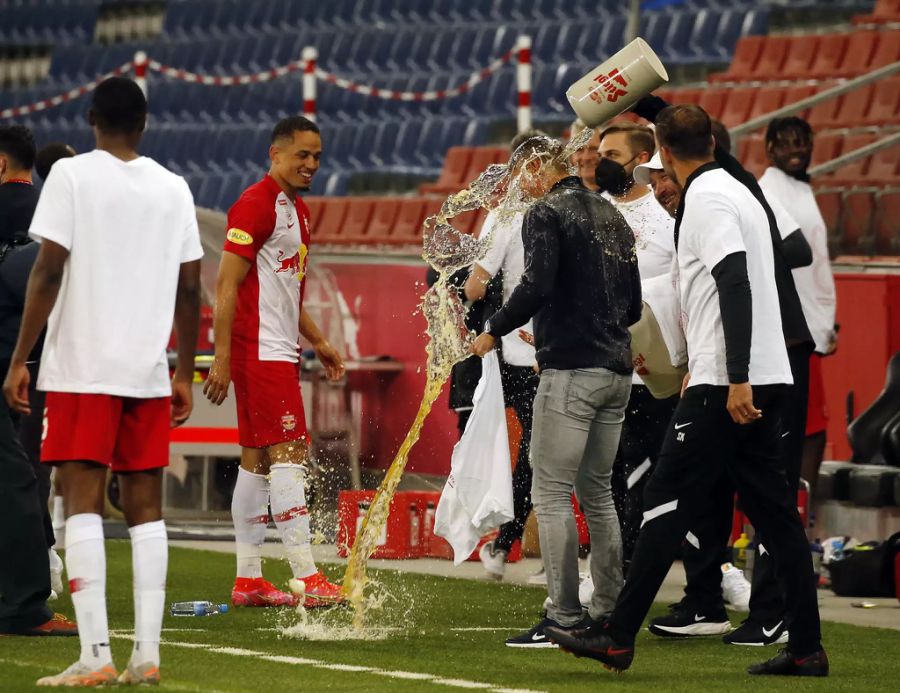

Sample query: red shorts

[42,392,170,472]
[806,354,829,436]
[231,359,309,449]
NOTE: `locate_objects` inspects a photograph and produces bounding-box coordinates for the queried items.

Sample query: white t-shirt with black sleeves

[678,167,792,389]
[29,150,203,398]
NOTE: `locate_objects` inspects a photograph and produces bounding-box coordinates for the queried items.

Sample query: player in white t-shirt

[464,130,542,581]
[2,78,203,687]
[759,117,837,496]
[595,123,678,573]
[203,117,345,611]
[548,105,827,678]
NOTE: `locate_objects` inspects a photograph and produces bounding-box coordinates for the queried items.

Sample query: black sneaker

[545,620,635,672]
[747,648,829,676]
[723,618,789,646]
[505,617,584,649]
[647,601,732,638]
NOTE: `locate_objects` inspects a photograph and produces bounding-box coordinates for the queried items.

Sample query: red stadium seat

[420,146,472,195]
[472,208,489,238]
[806,86,845,131]
[866,29,900,72]
[833,83,876,128]
[809,34,849,79]
[452,208,481,236]
[862,76,900,127]
[313,198,350,243]
[750,36,791,81]
[811,132,844,171]
[853,0,900,24]
[865,142,900,184]
[832,31,879,78]
[873,189,900,255]
[740,134,768,179]
[840,190,877,255]
[697,89,728,120]
[815,190,843,242]
[830,133,876,185]
[709,36,765,82]
[303,197,325,229]
[747,86,787,122]
[790,85,819,120]
[335,197,375,244]
[388,199,428,245]
[462,147,507,186]
[359,198,402,244]
[666,88,703,105]
[780,35,820,80]
[719,88,756,128]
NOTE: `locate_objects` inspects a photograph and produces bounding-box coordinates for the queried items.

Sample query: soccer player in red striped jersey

[204,117,344,608]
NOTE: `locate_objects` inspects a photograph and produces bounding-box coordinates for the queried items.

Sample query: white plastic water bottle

[170,601,229,617]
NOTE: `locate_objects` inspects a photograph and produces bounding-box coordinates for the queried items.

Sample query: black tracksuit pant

[0,385,53,632]
[611,385,679,571]
[608,383,822,658]
[495,363,540,553]
[681,344,811,618]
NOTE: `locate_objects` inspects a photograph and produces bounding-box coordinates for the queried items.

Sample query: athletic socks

[269,463,317,579]
[231,468,269,579]
[52,495,66,548]
[129,520,167,668]
[65,513,112,668]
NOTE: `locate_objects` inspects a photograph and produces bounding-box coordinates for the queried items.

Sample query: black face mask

[595,155,637,196]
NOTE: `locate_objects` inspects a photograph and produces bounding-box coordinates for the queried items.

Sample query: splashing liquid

[341,131,595,630]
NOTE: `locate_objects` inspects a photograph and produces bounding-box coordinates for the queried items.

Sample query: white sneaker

[578,572,594,609]
[528,567,547,586]
[49,548,64,596]
[478,541,507,580]
[721,562,751,612]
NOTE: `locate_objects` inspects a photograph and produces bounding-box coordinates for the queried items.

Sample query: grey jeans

[530,367,631,625]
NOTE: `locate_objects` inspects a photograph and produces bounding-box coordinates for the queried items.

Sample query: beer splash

[341,131,594,630]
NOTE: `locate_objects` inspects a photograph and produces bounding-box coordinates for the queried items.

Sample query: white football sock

[66,513,112,668]
[129,520,167,667]
[231,468,269,579]
[269,463,316,579]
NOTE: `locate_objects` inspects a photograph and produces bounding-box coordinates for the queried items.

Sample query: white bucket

[566,38,669,128]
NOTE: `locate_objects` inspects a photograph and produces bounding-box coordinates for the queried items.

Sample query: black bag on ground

[829,533,900,597]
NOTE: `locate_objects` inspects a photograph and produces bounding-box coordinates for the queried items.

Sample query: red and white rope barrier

[0,61,133,119]
[1,38,533,130]
[312,50,514,102]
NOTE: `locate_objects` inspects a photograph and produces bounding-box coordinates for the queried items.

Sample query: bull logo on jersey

[274,243,308,281]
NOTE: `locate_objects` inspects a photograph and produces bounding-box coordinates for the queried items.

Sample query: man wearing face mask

[595,124,677,576]
[568,119,601,191]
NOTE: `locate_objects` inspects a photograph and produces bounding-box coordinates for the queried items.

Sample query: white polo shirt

[759,166,836,354]
[678,167,792,388]
[477,209,535,368]
[29,150,203,398]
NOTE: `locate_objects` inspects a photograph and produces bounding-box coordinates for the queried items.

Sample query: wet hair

[508,135,566,172]
[598,123,656,158]
[509,128,547,153]
[655,104,714,161]
[90,77,147,135]
[766,116,813,148]
[0,124,36,170]
[710,119,732,155]
[35,142,75,181]
[272,116,320,144]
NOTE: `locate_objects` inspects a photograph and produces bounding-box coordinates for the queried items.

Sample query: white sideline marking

[450,627,521,632]
[108,633,546,692]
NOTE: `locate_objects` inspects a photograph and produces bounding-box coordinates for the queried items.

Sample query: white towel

[434,351,514,565]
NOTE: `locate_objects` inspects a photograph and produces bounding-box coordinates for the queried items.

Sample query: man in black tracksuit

[547,105,827,677]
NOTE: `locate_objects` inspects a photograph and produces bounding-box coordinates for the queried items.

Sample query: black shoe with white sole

[723,618,789,646]
[506,617,586,649]
[647,602,731,638]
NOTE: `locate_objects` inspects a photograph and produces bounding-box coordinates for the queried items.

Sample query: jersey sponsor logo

[226,228,254,245]
[274,243,309,281]
[281,414,296,431]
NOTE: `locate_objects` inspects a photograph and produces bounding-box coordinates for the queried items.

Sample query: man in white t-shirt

[465,130,542,581]
[759,117,837,494]
[595,123,678,573]
[2,77,203,687]
[547,105,827,678]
